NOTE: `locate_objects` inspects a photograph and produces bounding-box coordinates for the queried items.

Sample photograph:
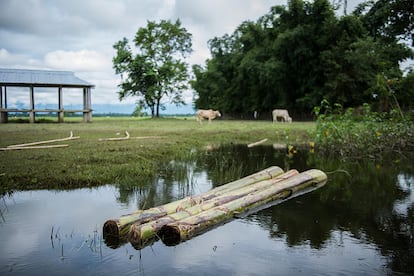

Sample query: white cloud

[44,50,111,72]
[0,48,13,63]
[174,0,274,35]
[0,48,42,68]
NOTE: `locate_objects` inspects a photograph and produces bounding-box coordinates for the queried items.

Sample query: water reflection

[190,145,414,274]
[107,144,414,274]
[114,160,213,209]
[217,146,414,274]
[1,145,413,275]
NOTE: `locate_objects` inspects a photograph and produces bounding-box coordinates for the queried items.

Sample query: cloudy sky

[0,0,363,112]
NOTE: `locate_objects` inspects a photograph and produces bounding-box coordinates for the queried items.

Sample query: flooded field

[1,145,413,275]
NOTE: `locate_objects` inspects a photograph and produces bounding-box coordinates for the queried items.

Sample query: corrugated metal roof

[0,68,94,87]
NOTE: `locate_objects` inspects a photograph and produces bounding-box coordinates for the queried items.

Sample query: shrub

[313,100,414,160]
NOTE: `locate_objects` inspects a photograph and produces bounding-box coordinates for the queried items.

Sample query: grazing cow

[272,109,292,123]
[196,109,221,124]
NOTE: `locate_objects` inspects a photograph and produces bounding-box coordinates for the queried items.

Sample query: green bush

[314,100,414,160]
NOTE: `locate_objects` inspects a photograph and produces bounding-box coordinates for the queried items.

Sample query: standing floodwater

[1,145,413,275]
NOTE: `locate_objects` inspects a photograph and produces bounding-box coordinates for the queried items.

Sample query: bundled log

[157,169,327,246]
[128,169,299,249]
[103,166,284,246]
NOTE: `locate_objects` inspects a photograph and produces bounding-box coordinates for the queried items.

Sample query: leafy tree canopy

[113,19,192,117]
[355,0,414,46]
[191,0,414,118]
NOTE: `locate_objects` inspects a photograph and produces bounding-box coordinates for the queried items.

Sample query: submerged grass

[0,117,314,192]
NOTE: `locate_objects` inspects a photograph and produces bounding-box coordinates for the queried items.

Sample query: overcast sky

[0,0,363,110]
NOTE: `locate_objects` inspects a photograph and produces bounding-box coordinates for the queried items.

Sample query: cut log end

[158,225,181,246]
[103,220,122,248]
[103,220,119,239]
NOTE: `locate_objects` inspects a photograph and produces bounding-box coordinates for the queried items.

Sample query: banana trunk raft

[103,166,284,246]
[103,166,327,249]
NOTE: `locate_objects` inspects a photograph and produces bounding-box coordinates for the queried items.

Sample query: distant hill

[22,103,195,115]
[91,103,195,115]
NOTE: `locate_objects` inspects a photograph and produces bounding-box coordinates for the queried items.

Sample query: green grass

[0,117,315,192]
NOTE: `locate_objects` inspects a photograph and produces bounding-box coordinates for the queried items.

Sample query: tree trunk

[156,97,161,117]
[158,169,327,246]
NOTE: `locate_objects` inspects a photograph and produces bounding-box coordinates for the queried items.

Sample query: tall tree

[192,0,413,117]
[358,0,414,46]
[113,19,192,117]
[272,0,338,112]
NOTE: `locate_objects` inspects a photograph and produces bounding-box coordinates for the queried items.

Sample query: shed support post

[29,86,35,123]
[0,86,8,123]
[83,87,92,123]
[87,87,92,122]
[58,86,64,123]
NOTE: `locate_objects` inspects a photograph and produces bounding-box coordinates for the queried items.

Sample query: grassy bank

[0,117,315,192]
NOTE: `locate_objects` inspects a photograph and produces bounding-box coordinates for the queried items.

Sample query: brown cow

[196,109,221,124]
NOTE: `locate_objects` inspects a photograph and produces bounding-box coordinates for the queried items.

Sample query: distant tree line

[191,0,414,118]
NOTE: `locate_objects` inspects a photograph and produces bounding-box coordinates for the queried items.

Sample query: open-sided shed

[0,68,94,123]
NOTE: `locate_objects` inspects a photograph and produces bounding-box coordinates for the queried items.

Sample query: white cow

[196,109,221,124]
[272,109,292,123]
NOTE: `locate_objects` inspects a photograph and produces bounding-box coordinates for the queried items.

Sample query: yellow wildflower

[288,145,297,155]
[309,142,315,153]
